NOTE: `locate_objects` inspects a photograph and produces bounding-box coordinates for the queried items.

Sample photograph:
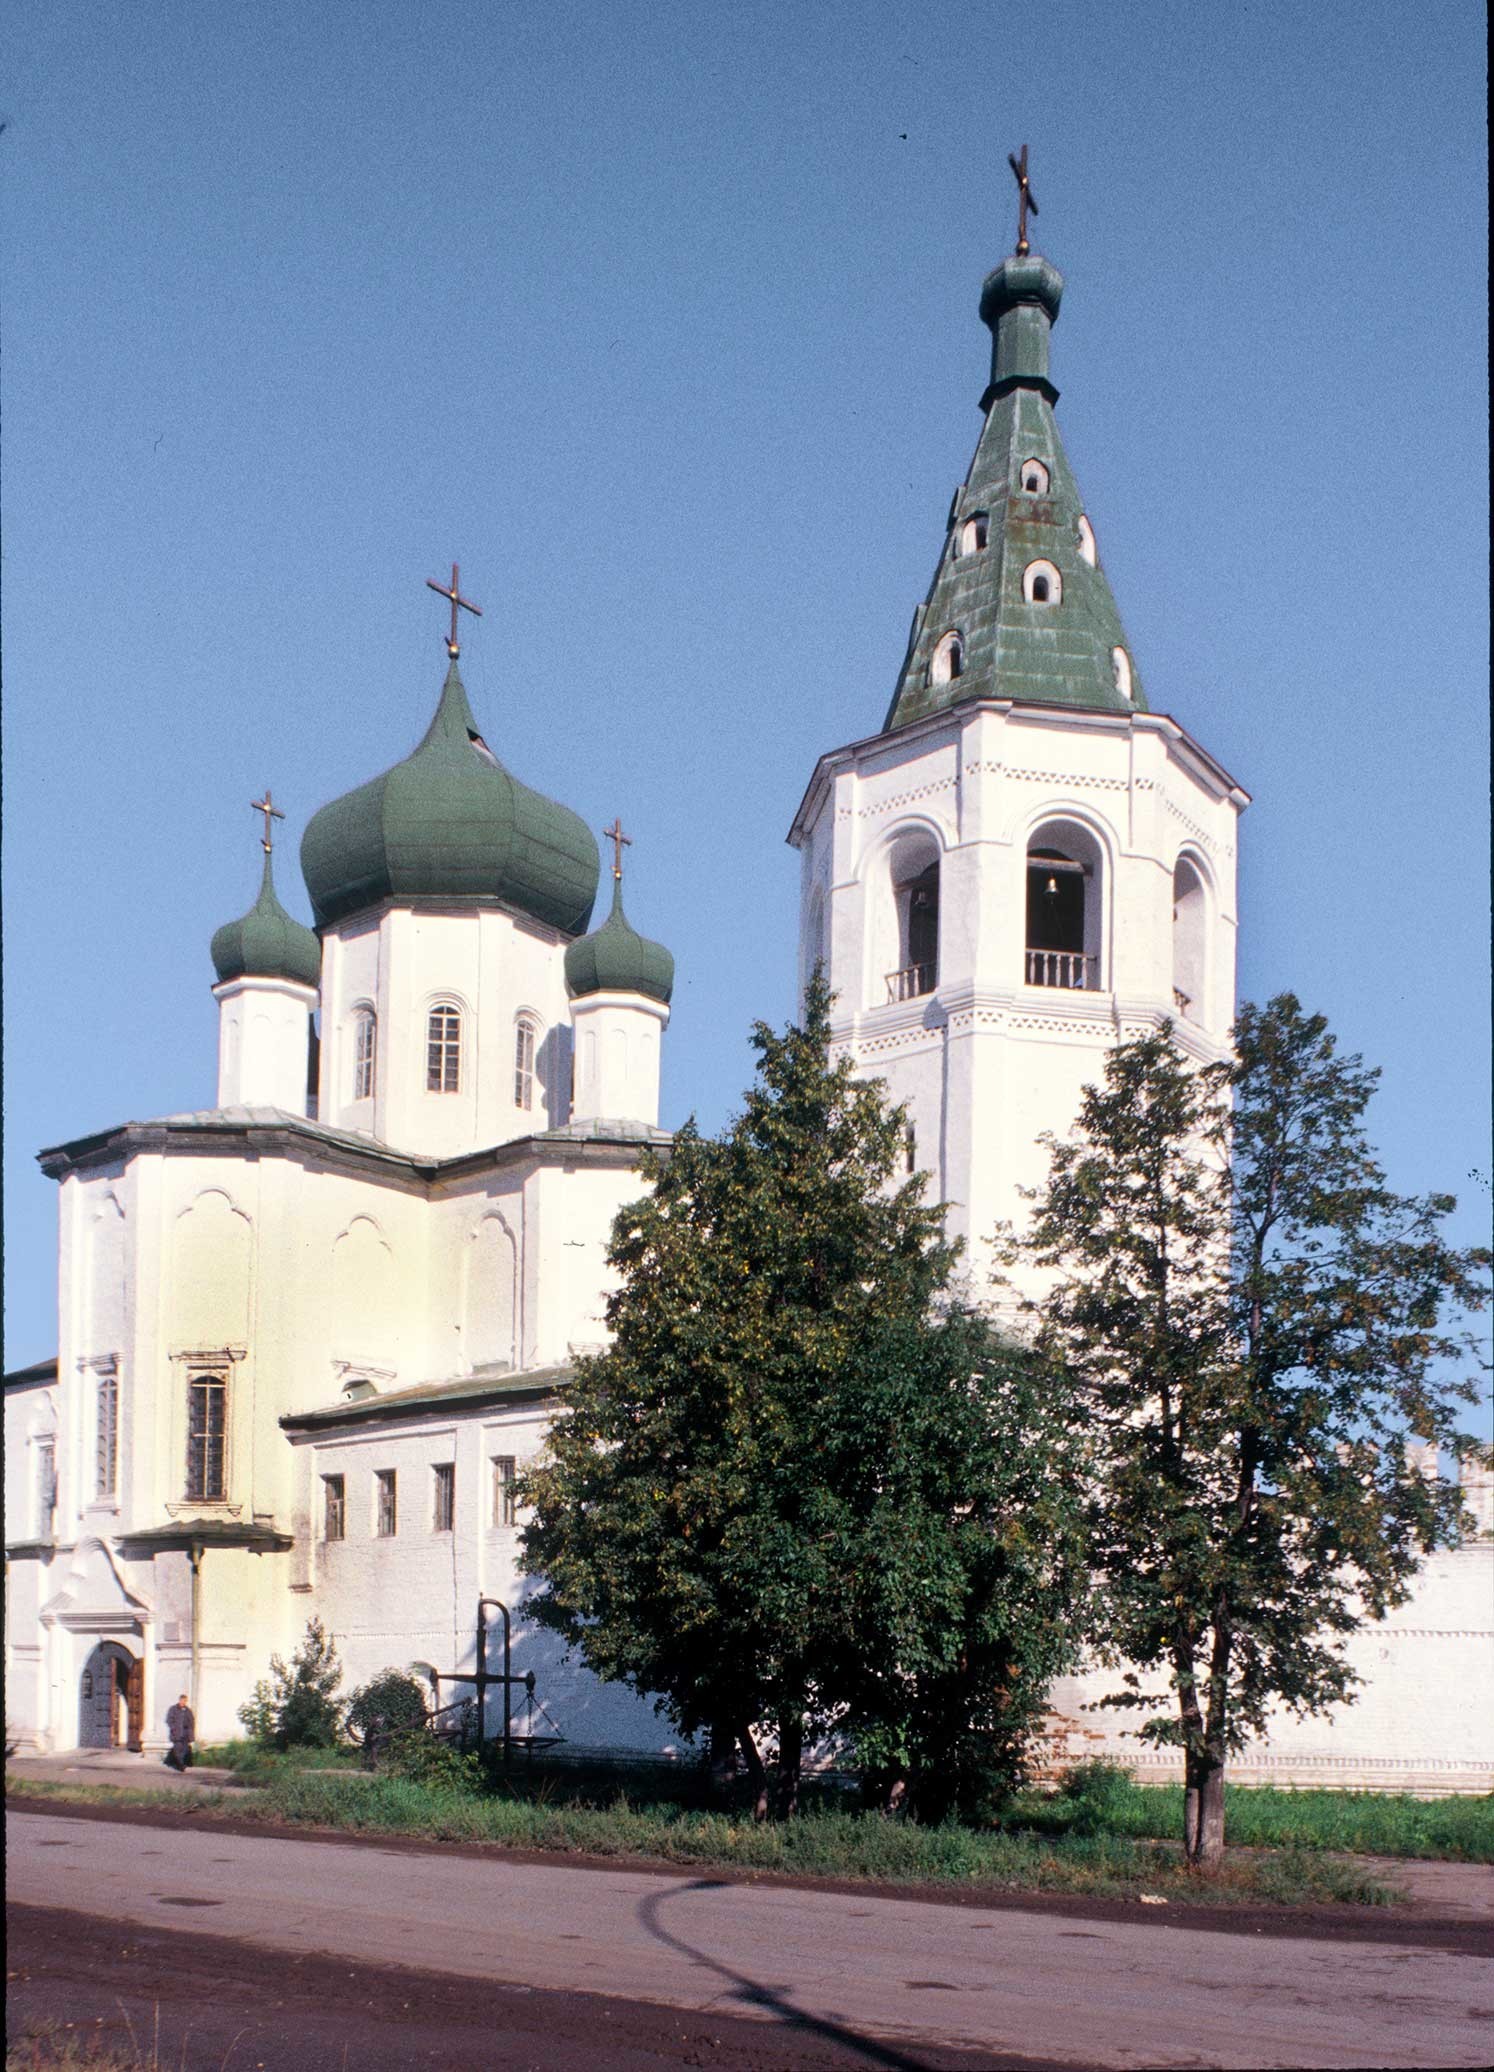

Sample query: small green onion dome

[211,850,321,989]
[300,658,600,935]
[564,876,674,1005]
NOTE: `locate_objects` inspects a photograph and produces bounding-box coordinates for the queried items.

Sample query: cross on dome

[603,817,632,880]
[1007,143,1039,256]
[425,561,483,657]
[250,789,285,853]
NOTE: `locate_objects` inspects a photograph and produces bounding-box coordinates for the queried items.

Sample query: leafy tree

[823,1310,1089,1822]
[238,1617,346,1750]
[523,972,1002,1815]
[346,1668,430,1754]
[1011,998,1490,1867]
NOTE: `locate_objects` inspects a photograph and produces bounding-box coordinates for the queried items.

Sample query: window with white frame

[432,1461,455,1533]
[1111,646,1134,701]
[323,1474,346,1542]
[375,1467,398,1537]
[1020,458,1051,494]
[35,1437,57,1538]
[185,1372,227,1501]
[929,630,964,685]
[1023,559,1062,605]
[1076,513,1097,566]
[426,1006,461,1093]
[957,512,988,556]
[96,1367,119,1499]
[353,1009,377,1100]
[493,1454,518,1528]
[514,1018,537,1110]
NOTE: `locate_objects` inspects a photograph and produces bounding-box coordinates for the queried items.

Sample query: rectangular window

[432,1461,455,1533]
[185,1373,227,1501]
[96,1368,119,1498]
[36,1438,56,1538]
[426,1006,461,1093]
[353,1012,377,1101]
[323,1474,346,1542]
[514,1021,536,1110]
[375,1468,398,1537]
[492,1454,518,1528]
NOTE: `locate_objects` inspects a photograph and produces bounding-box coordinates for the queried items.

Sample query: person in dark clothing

[164,1694,195,1770]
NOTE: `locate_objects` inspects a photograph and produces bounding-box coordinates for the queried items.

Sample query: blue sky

[3,0,1488,1373]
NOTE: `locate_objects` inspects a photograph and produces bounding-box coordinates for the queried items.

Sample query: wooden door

[125,1654,145,1752]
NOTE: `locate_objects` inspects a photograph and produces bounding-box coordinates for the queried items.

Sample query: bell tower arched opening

[1172,855,1207,1019]
[1025,821,1103,990]
[880,829,941,1004]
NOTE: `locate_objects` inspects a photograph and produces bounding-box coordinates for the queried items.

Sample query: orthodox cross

[603,817,632,880]
[1007,144,1039,257]
[425,562,483,657]
[250,789,285,854]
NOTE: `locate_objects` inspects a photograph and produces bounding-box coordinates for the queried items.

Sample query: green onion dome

[300,659,600,935]
[211,850,322,989]
[564,876,674,1005]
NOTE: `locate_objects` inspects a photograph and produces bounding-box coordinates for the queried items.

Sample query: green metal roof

[210,849,322,989]
[564,875,675,1005]
[281,1362,572,1432]
[300,658,600,935]
[884,250,1146,731]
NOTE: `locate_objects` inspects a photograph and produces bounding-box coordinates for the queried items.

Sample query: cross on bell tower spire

[250,789,285,854]
[1007,143,1039,257]
[425,562,483,658]
[603,817,632,881]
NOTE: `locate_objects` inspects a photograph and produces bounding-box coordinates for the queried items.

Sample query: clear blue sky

[3,0,1488,1374]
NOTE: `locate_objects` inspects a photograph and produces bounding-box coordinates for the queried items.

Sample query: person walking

[164,1692,195,1771]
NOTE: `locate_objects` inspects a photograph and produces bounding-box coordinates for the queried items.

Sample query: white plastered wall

[213,976,317,1112]
[569,992,669,1127]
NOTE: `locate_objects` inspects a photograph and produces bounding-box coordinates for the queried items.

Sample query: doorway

[79,1641,143,1751]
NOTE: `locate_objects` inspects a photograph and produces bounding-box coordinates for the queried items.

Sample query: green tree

[522,972,1030,1816]
[238,1617,346,1750]
[1012,998,1490,1867]
[823,1310,1089,1822]
[346,1668,430,1753]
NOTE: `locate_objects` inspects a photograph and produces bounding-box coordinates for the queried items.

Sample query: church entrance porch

[78,1641,143,1752]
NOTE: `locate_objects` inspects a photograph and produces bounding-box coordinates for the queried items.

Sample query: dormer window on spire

[1020,459,1050,495]
[930,631,964,685]
[956,513,989,557]
[1023,560,1062,606]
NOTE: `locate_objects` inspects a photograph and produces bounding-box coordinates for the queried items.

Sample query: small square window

[323,1474,346,1542]
[492,1455,518,1528]
[375,1468,398,1538]
[433,1462,455,1533]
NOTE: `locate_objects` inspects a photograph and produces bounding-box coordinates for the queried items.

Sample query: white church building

[7,234,1490,1790]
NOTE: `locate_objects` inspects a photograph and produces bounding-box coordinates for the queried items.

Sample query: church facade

[7,235,1490,1789]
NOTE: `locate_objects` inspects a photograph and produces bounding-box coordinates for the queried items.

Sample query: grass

[193,1739,358,1779]
[4,1769,1401,1908]
[1007,1773,1494,1862]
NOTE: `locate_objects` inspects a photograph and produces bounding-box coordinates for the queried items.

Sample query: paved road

[9,1805,1493,2070]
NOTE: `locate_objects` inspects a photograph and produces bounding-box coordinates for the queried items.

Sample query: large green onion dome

[564,875,674,1005]
[300,658,599,934]
[211,849,322,989]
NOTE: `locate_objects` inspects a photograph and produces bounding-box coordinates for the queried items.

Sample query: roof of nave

[281,1362,572,1433]
[37,1107,674,1184]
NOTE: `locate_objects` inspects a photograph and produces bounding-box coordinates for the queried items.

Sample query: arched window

[352,1008,376,1101]
[1076,514,1097,567]
[1023,560,1062,605]
[426,1005,461,1093]
[958,512,988,556]
[514,1017,538,1110]
[930,631,964,685]
[883,831,941,1002]
[1172,857,1207,1020]
[1020,459,1050,495]
[1111,647,1134,701]
[1025,824,1102,990]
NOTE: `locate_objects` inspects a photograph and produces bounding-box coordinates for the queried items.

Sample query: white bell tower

[788,244,1248,1292]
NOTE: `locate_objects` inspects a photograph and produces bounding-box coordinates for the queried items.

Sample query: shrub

[375,1728,483,1792]
[346,1669,430,1751]
[237,1618,346,1751]
[1059,1757,1136,1835]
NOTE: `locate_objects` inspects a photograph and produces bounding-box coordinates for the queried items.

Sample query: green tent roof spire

[883,244,1146,732]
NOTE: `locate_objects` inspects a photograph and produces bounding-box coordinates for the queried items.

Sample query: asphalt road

[9,1805,1494,2070]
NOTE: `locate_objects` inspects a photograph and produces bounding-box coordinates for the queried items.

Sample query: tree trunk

[736,1721,770,1822]
[1183,1745,1226,1869]
[707,1718,739,1803]
[775,1711,804,1820]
